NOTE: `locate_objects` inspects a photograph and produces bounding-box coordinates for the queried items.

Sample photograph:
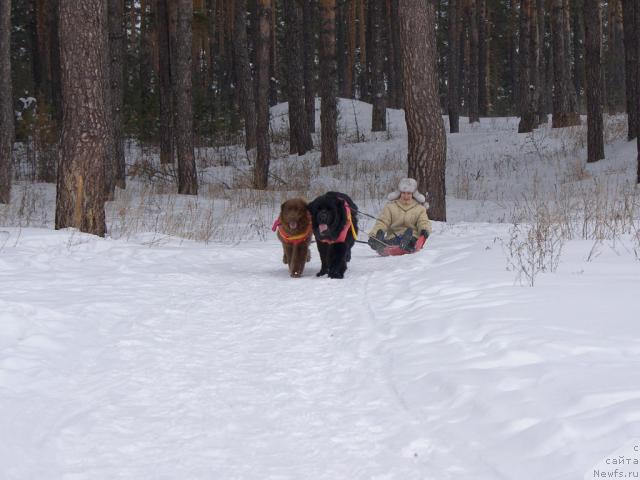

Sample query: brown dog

[273,198,312,277]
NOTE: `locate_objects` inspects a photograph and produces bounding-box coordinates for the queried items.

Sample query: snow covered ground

[1,101,640,479]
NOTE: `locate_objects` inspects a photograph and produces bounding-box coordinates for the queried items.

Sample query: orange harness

[317,201,358,244]
[272,213,313,245]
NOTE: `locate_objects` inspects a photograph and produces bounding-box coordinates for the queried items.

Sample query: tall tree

[34,0,62,120]
[398,0,447,221]
[387,0,404,109]
[285,0,313,154]
[370,0,386,132]
[109,0,126,190]
[254,0,272,188]
[0,0,12,204]
[467,0,480,123]
[571,0,585,111]
[477,0,488,116]
[55,0,109,236]
[607,0,625,113]
[518,0,536,132]
[622,0,638,140]
[233,0,258,151]
[551,0,580,127]
[303,0,317,133]
[584,0,604,162]
[447,0,460,133]
[319,0,338,167]
[174,0,198,194]
[157,0,175,165]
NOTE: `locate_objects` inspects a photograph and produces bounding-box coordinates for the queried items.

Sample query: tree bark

[0,0,13,204]
[551,0,580,127]
[234,0,258,151]
[467,0,480,123]
[447,0,460,132]
[174,0,198,194]
[607,0,625,113]
[622,0,638,140]
[157,0,175,165]
[518,0,535,132]
[109,0,126,190]
[584,0,605,162]
[388,0,404,109]
[303,0,317,133]
[398,0,447,222]
[55,0,108,236]
[319,0,338,167]
[285,0,313,154]
[370,0,386,131]
[254,0,272,188]
[571,0,585,111]
[477,0,488,116]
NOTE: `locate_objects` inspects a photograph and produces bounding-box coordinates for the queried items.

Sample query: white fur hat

[387,178,427,204]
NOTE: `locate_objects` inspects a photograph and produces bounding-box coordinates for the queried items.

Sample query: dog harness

[272,214,313,245]
[318,201,358,244]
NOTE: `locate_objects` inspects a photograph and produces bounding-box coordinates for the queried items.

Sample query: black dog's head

[307,192,358,240]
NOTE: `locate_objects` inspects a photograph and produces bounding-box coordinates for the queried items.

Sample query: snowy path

[1,226,640,479]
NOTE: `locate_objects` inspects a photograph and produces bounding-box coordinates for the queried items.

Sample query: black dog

[307,192,359,279]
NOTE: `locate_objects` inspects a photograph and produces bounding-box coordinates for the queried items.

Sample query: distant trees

[55,0,109,236]
[0,0,12,204]
[4,0,640,218]
[398,0,447,222]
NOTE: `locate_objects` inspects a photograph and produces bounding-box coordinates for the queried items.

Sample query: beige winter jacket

[368,199,432,239]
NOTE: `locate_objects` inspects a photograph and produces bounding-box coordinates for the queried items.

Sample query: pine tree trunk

[467,0,479,123]
[344,0,356,98]
[0,0,12,204]
[571,0,585,111]
[357,0,369,101]
[157,0,175,165]
[33,0,61,182]
[622,0,638,140]
[536,0,548,123]
[269,3,278,106]
[370,0,386,131]
[477,0,488,116]
[584,0,605,162]
[254,0,272,188]
[518,0,535,132]
[551,0,580,127]
[174,0,198,194]
[388,0,404,109]
[285,0,313,154]
[109,0,125,190]
[607,0,626,113]
[398,0,447,222]
[319,0,338,167]
[447,0,460,133]
[234,0,258,151]
[56,0,108,236]
[303,0,316,133]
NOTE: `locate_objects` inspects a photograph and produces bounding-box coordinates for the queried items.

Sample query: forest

[1,0,639,236]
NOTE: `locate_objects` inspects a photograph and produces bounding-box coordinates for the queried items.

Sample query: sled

[377,234,427,257]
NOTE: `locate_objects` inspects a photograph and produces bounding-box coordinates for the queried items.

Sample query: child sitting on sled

[367,178,431,254]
